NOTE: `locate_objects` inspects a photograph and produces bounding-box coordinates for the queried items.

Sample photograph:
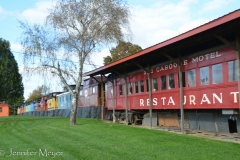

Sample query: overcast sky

[0,0,239,100]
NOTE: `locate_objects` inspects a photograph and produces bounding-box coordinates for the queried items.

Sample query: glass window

[153,77,158,91]
[187,69,196,87]
[161,75,166,90]
[228,60,238,82]
[80,90,83,96]
[140,80,144,92]
[212,63,223,84]
[93,86,96,93]
[200,66,209,85]
[128,83,132,94]
[0,107,2,112]
[111,88,113,97]
[119,85,122,95]
[146,79,149,92]
[168,74,175,89]
[178,72,186,88]
[135,82,139,93]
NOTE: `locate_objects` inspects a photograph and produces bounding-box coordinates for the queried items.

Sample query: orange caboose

[0,102,9,117]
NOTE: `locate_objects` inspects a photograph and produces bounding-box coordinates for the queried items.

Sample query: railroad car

[34,98,41,111]
[40,96,48,111]
[104,48,239,131]
[47,92,62,110]
[0,102,9,117]
[29,102,35,112]
[20,106,24,114]
[57,92,72,109]
[79,77,105,107]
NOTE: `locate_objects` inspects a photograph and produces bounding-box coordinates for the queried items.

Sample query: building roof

[84,9,240,77]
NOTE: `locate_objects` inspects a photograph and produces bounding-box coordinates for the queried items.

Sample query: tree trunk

[70,92,78,125]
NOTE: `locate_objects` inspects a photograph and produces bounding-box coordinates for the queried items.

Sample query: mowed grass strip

[0,116,239,160]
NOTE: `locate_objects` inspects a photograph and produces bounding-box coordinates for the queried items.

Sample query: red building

[0,102,9,117]
[83,9,240,134]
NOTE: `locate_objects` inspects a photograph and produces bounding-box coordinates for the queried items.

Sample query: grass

[0,116,239,160]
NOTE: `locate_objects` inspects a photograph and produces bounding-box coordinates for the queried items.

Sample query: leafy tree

[0,38,24,108]
[19,0,131,125]
[104,41,142,65]
[25,85,50,103]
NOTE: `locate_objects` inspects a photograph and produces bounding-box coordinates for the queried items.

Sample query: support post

[148,64,153,129]
[237,33,240,112]
[124,75,129,125]
[111,79,116,123]
[101,77,104,120]
[178,54,184,133]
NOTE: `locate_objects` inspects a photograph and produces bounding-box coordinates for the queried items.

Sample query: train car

[57,92,72,109]
[29,102,35,112]
[34,98,41,111]
[79,77,105,107]
[0,102,9,117]
[47,92,62,110]
[24,104,28,113]
[20,106,24,114]
[104,48,240,131]
[40,96,48,111]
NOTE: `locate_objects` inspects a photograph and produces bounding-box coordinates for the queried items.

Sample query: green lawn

[0,116,239,160]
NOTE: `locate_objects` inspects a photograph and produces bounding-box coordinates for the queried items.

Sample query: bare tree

[19,0,131,125]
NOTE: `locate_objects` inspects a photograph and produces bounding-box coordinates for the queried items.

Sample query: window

[152,77,158,91]
[93,86,96,93]
[146,79,149,92]
[119,85,123,95]
[0,107,2,112]
[178,72,186,88]
[80,90,83,96]
[135,82,139,93]
[168,74,175,89]
[111,88,113,96]
[212,63,223,84]
[200,66,209,85]
[161,75,166,90]
[128,83,132,94]
[228,60,238,82]
[187,69,196,87]
[140,80,144,92]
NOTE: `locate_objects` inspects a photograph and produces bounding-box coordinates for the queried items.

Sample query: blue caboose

[57,92,72,109]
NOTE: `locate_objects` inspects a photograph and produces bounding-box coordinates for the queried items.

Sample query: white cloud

[130,0,200,48]
[201,0,231,13]
[177,19,210,34]
[18,1,55,24]
[11,43,23,52]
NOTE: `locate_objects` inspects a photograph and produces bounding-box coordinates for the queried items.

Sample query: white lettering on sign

[161,97,166,105]
[200,94,211,104]
[138,92,230,106]
[167,97,175,105]
[140,99,144,106]
[153,98,158,105]
[147,51,222,75]
[213,93,222,104]
[190,95,196,105]
[230,92,239,103]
